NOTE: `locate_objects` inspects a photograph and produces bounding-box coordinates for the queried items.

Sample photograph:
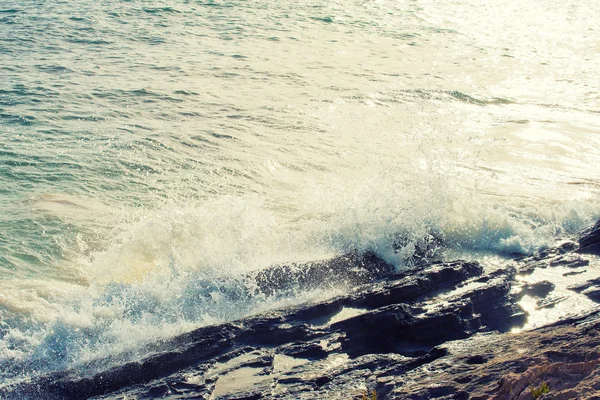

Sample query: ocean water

[1,0,599,387]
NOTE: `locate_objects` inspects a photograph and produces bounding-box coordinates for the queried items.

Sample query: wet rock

[250,250,395,297]
[549,254,590,268]
[557,241,579,254]
[516,263,539,275]
[2,220,599,400]
[517,253,590,274]
[577,219,600,255]
[345,261,484,309]
[582,288,600,302]
[313,375,332,387]
[0,258,499,399]
[465,355,488,365]
[568,277,600,293]
[278,340,330,359]
[563,269,587,277]
[536,294,568,309]
[517,280,555,298]
[567,278,600,302]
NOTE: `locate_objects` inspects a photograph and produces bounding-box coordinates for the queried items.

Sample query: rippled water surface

[1,0,600,385]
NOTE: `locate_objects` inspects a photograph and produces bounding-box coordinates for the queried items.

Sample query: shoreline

[2,220,600,399]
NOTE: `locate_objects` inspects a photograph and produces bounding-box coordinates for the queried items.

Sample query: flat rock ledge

[3,221,600,400]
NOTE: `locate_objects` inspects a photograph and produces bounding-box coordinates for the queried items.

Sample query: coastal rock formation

[2,221,599,400]
[578,220,600,255]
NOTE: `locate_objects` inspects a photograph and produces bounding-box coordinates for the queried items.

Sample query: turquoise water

[1,0,600,386]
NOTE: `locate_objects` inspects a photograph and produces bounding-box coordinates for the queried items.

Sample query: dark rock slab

[567,277,600,303]
[0,258,497,400]
[385,312,600,399]
[6,324,240,400]
[582,288,600,302]
[578,219,600,255]
[564,269,587,277]
[516,253,590,274]
[344,260,484,309]
[249,250,395,297]
[568,277,600,293]
[549,254,590,268]
[536,294,568,309]
[517,280,555,299]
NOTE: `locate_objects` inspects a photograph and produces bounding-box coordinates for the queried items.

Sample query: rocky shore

[3,221,600,399]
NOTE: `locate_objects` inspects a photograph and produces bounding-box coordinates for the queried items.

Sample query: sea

[1,0,599,389]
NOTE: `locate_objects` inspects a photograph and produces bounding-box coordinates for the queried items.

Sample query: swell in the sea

[1,182,598,387]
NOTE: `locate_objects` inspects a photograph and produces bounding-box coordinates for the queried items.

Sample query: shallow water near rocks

[514,255,600,331]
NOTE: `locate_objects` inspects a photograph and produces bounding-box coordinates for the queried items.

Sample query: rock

[567,278,600,302]
[517,280,555,299]
[516,253,590,274]
[563,269,587,277]
[557,241,579,253]
[249,250,395,297]
[466,355,489,365]
[278,340,330,359]
[2,220,599,399]
[0,259,500,399]
[536,294,568,309]
[568,277,600,293]
[387,312,600,399]
[577,219,600,255]
[582,288,600,302]
[549,254,590,268]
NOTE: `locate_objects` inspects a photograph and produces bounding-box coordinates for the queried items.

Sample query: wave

[1,170,598,385]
